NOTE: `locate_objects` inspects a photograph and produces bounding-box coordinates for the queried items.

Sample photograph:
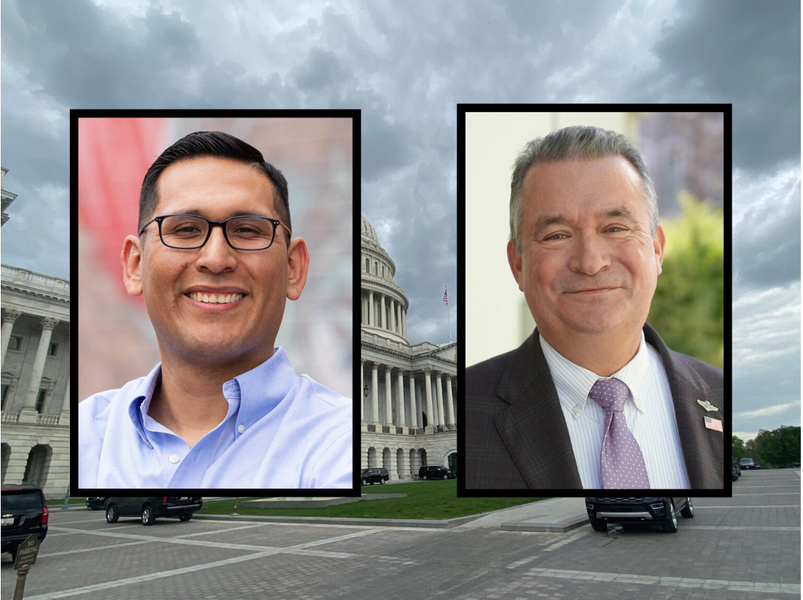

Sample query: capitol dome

[361,215,380,244]
[361,215,409,344]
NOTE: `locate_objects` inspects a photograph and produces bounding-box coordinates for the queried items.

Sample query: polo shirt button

[238,424,245,434]
[169,455,179,464]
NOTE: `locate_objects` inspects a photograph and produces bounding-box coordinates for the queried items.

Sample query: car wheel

[662,499,678,533]
[379,478,385,485]
[141,505,155,526]
[422,475,427,480]
[106,504,119,524]
[361,479,368,486]
[680,498,694,519]
[179,514,192,522]
[589,518,607,532]
[9,543,19,561]
[442,474,448,480]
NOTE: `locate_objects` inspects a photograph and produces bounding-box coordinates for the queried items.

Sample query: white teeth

[189,292,243,304]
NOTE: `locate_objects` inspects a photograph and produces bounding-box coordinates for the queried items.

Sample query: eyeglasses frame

[138,213,293,251]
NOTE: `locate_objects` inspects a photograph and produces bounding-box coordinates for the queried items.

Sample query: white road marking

[24,528,380,599]
[684,526,800,531]
[38,541,150,558]
[25,549,283,599]
[730,492,801,496]
[506,555,540,569]
[693,505,801,509]
[543,529,590,551]
[733,485,801,489]
[175,522,271,538]
[526,567,801,595]
[505,530,589,569]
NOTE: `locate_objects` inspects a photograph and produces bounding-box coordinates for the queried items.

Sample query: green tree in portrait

[648,193,724,369]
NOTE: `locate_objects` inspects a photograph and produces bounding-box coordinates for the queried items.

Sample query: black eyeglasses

[139,214,292,251]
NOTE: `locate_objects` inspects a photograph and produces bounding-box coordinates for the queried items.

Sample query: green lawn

[198,481,546,520]
[47,497,88,507]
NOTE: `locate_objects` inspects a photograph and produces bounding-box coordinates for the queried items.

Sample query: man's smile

[183,286,248,309]
[187,291,244,304]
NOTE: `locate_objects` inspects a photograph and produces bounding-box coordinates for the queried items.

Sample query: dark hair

[139,131,291,234]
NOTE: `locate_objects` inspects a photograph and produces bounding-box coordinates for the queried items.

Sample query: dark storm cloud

[649,0,800,172]
[734,177,801,289]
[2,0,298,110]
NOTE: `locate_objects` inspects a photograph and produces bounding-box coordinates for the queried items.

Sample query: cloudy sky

[2,0,799,440]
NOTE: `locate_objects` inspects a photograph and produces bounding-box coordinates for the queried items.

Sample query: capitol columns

[371,361,380,425]
[360,359,365,422]
[19,316,59,422]
[396,367,406,431]
[446,374,455,426]
[435,372,446,427]
[1,309,21,365]
[408,372,418,428]
[60,374,70,425]
[368,290,375,327]
[424,368,434,433]
[384,363,393,426]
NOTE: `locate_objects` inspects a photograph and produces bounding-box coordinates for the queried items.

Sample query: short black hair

[139,131,291,234]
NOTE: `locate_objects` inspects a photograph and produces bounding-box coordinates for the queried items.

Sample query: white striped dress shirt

[539,331,690,489]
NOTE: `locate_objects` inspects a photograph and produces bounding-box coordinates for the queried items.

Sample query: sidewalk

[193,497,590,532]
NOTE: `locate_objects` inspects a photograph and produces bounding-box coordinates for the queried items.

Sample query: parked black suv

[585,497,694,533]
[2,486,49,560]
[418,466,455,480]
[360,468,390,486]
[86,497,108,510]
[104,497,202,526]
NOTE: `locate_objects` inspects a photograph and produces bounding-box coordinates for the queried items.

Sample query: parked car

[86,497,108,510]
[1,486,49,560]
[739,458,759,470]
[360,468,389,486]
[585,497,694,533]
[418,466,455,480]
[732,458,742,481]
[104,497,202,526]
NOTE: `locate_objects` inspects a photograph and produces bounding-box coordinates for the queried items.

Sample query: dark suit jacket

[464,325,725,490]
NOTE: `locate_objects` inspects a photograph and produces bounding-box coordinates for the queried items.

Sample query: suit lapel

[644,325,723,488]
[493,330,582,489]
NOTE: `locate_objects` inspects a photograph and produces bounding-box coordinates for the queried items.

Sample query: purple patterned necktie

[589,378,650,489]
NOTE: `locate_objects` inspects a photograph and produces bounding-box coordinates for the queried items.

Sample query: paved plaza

[1,469,799,599]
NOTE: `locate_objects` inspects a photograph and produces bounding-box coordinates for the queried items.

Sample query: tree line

[732,425,801,469]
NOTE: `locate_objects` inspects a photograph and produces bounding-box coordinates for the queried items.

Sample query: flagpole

[444,285,452,342]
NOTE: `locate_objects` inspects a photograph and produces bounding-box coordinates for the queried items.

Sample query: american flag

[443,287,448,305]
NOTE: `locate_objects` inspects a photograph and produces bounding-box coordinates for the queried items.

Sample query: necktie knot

[589,377,629,413]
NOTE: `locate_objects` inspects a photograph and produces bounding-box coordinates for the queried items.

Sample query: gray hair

[509,125,659,254]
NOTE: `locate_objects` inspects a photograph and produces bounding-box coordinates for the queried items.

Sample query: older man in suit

[465,125,724,490]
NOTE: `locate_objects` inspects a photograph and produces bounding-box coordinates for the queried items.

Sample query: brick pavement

[1,469,798,599]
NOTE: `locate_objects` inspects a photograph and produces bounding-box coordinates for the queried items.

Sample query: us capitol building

[360,216,457,478]
[1,167,71,497]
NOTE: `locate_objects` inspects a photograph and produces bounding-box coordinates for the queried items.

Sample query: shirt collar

[539,330,651,418]
[126,347,298,446]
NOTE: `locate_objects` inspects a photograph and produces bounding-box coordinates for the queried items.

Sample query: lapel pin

[697,399,719,412]
[704,416,723,432]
